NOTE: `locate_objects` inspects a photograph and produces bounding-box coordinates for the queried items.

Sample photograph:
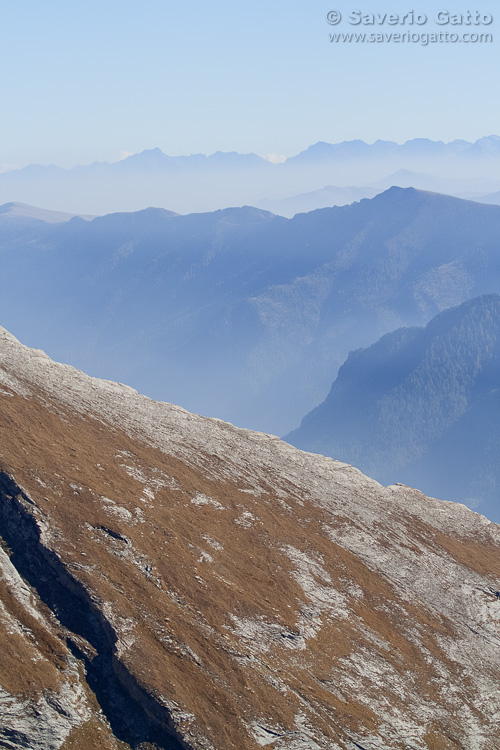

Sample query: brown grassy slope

[0,328,500,750]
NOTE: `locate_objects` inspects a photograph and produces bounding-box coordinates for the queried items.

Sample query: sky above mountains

[2,0,499,171]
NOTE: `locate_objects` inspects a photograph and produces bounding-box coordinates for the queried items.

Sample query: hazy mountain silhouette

[478,189,500,205]
[285,295,500,521]
[257,171,500,217]
[0,201,95,223]
[373,169,498,196]
[256,185,379,216]
[286,136,500,165]
[2,137,500,214]
[3,189,500,434]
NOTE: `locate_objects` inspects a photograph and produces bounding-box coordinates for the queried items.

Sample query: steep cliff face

[285,295,500,521]
[1,327,500,750]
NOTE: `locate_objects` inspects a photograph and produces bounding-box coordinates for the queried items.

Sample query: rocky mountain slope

[3,188,500,435]
[1,328,500,749]
[285,295,500,522]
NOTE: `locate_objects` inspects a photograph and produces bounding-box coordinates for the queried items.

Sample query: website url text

[329,31,493,44]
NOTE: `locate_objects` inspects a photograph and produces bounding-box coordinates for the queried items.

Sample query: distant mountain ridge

[3,146,273,177]
[256,170,500,217]
[2,137,500,214]
[285,295,500,521]
[3,188,500,436]
[286,135,500,164]
[0,201,95,223]
[5,136,500,175]
[478,189,500,206]
[257,185,379,217]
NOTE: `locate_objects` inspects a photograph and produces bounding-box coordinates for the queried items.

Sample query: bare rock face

[0,326,500,750]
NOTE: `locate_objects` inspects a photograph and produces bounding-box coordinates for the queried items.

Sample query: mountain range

[287,135,500,163]
[1,326,500,749]
[0,200,95,224]
[285,295,500,522]
[257,186,380,217]
[256,171,500,218]
[2,137,500,214]
[3,188,500,436]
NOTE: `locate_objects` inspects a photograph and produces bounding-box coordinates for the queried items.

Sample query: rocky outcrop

[0,538,92,750]
[0,472,185,750]
[1,326,500,749]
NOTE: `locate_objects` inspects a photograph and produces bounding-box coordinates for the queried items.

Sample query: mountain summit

[1,327,500,749]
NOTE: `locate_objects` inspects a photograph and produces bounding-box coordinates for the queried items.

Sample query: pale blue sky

[1,0,498,168]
